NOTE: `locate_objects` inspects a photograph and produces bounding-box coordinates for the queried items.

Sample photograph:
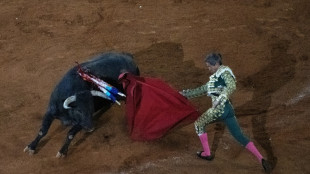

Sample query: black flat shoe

[262,159,272,173]
[196,151,214,161]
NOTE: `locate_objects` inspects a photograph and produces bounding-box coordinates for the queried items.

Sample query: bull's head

[63,90,110,131]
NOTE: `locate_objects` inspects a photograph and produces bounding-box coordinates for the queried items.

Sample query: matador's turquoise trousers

[194,101,250,146]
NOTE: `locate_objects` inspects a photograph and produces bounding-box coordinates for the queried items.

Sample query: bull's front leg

[56,124,82,158]
[24,112,54,155]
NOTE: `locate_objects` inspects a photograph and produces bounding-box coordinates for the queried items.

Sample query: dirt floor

[1,0,310,173]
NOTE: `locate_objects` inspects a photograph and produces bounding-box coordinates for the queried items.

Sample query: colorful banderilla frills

[76,62,125,105]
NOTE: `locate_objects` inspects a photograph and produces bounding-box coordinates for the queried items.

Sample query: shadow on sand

[230,35,296,169]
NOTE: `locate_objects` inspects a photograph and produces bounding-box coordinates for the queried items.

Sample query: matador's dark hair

[204,53,222,66]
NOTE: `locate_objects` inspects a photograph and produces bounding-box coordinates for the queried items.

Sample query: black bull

[24,52,140,157]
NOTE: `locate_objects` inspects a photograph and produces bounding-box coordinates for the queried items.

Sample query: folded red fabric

[119,73,200,141]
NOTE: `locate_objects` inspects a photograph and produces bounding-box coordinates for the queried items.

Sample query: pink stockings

[199,134,263,163]
[246,141,263,163]
[198,133,211,156]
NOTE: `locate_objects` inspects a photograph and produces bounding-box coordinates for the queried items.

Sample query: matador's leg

[194,108,223,160]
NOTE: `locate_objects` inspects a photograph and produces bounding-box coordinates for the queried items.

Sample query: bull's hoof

[24,146,35,155]
[56,152,66,158]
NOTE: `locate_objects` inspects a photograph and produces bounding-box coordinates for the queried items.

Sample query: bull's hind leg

[56,125,82,158]
[24,112,54,155]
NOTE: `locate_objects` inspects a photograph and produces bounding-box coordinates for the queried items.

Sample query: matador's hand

[212,100,220,108]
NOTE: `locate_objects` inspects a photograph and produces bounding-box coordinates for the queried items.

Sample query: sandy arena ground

[0,0,309,173]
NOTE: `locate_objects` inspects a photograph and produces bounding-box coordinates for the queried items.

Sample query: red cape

[119,73,200,141]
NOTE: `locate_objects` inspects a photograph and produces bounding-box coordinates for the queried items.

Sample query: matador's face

[206,62,220,74]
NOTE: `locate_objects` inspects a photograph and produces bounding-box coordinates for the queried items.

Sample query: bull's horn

[63,96,76,109]
[90,90,110,100]
[91,90,121,105]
